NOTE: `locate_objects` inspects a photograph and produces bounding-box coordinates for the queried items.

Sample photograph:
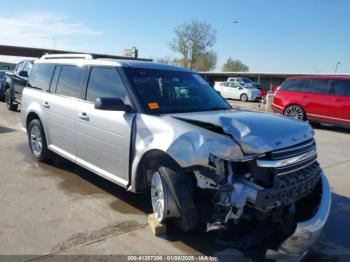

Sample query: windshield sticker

[192,74,208,85]
[148,102,159,110]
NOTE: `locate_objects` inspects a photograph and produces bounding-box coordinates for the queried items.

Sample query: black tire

[5,88,18,111]
[240,93,248,102]
[28,119,50,161]
[153,163,198,232]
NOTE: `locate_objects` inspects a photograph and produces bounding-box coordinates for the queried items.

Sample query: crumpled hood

[171,110,314,155]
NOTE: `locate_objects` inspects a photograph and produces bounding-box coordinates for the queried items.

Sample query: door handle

[42,101,50,108]
[79,112,89,121]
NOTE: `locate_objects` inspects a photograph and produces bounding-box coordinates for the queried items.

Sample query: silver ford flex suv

[22,54,331,259]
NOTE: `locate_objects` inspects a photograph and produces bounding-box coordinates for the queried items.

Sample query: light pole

[335,62,341,73]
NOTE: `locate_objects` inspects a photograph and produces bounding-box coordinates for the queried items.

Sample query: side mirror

[239,87,243,90]
[95,97,133,112]
[19,70,28,77]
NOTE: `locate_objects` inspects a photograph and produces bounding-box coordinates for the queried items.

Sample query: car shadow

[311,123,350,134]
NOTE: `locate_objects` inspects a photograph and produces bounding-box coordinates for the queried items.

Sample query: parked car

[3,59,34,111]
[0,70,10,101]
[214,81,260,101]
[272,76,350,127]
[227,77,262,90]
[22,54,330,259]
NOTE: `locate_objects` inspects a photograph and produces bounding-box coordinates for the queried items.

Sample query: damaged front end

[192,137,330,258]
[132,112,331,258]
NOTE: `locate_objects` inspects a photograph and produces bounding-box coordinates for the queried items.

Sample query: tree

[192,50,217,72]
[169,20,217,69]
[222,58,249,72]
[155,56,173,65]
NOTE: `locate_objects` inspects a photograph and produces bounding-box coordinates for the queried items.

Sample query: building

[199,71,350,91]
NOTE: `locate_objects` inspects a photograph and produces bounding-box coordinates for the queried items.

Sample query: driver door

[75,66,135,187]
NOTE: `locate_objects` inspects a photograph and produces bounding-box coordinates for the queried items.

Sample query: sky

[0,0,349,73]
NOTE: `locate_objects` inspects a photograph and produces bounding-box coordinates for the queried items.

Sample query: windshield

[241,78,253,83]
[124,68,231,114]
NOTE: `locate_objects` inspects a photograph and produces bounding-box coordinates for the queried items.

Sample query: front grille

[254,162,321,211]
[260,138,317,175]
[250,138,321,211]
[271,138,316,160]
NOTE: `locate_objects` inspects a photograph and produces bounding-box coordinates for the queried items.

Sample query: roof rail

[40,53,93,60]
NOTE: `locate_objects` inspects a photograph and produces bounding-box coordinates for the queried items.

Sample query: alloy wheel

[284,105,304,120]
[151,171,167,222]
[30,125,43,157]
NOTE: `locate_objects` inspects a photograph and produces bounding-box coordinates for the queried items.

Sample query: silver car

[22,54,331,259]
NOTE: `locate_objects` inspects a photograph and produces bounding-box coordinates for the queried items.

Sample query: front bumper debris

[266,172,331,261]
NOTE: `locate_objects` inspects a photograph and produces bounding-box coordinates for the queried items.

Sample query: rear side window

[56,65,85,98]
[28,63,56,91]
[85,67,127,102]
[279,79,306,91]
[334,80,350,97]
[303,79,330,94]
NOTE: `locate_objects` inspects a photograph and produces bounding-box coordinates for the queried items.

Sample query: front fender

[129,114,243,191]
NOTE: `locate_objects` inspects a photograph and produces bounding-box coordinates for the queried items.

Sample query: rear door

[301,79,333,121]
[332,79,350,124]
[229,82,241,99]
[45,65,86,161]
[220,82,230,98]
[75,66,135,187]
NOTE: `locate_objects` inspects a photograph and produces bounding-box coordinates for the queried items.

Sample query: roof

[199,71,350,78]
[288,75,350,80]
[35,56,193,72]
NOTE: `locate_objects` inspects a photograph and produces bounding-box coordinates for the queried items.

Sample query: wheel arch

[131,149,184,193]
[25,109,50,146]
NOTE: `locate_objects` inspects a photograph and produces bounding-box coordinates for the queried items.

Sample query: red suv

[272,76,350,127]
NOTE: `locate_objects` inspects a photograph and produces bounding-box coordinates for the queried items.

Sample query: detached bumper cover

[266,172,331,260]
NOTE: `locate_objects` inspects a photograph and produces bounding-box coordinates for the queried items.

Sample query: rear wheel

[151,164,198,232]
[284,105,305,120]
[5,89,18,111]
[28,119,50,161]
[240,93,248,102]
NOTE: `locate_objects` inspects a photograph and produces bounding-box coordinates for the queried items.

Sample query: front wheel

[284,105,305,120]
[28,119,50,161]
[240,93,248,102]
[5,89,18,111]
[151,164,198,232]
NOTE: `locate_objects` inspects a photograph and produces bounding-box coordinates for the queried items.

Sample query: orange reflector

[148,102,159,110]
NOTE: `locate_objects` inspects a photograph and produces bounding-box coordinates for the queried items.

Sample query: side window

[86,67,127,102]
[222,82,230,87]
[28,63,56,91]
[279,79,306,92]
[15,62,25,73]
[56,65,85,98]
[304,79,330,94]
[229,82,237,88]
[334,80,350,97]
